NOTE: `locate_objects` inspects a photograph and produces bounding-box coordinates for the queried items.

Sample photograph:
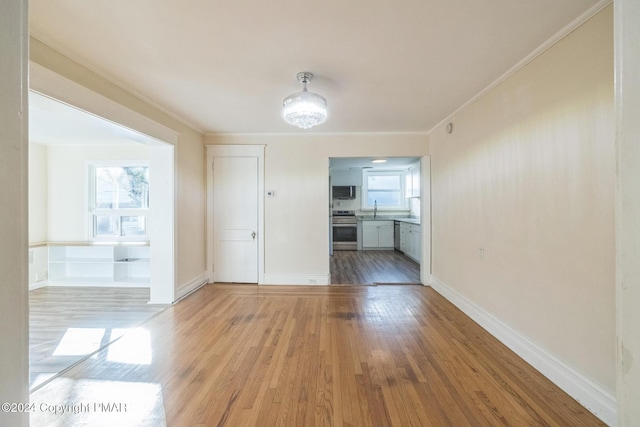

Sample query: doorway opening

[328,156,428,285]
[27,90,175,390]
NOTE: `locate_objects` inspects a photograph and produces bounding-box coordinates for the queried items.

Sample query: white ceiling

[29,92,145,145]
[29,0,604,135]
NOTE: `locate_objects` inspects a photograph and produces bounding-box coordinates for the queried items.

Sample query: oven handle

[332,223,357,227]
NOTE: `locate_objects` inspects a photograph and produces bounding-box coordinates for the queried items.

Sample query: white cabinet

[331,170,363,186]
[48,244,150,286]
[412,227,421,263]
[400,223,421,263]
[379,223,395,248]
[400,223,409,253]
[362,220,394,249]
[362,225,378,248]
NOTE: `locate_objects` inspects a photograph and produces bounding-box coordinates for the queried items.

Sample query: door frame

[206,144,265,284]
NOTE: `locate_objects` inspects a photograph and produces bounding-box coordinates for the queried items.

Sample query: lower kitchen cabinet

[362,220,394,249]
[400,223,421,263]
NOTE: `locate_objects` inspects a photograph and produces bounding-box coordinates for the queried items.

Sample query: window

[362,170,406,210]
[89,163,149,241]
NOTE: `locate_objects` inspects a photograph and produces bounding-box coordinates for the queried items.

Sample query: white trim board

[427,275,616,426]
[262,274,330,286]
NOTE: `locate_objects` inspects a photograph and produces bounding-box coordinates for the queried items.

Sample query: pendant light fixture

[282,72,327,129]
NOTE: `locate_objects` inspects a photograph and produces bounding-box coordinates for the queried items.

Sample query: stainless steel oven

[332,210,357,251]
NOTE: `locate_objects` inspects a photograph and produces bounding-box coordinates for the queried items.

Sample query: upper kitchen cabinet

[331,169,363,187]
[405,162,421,198]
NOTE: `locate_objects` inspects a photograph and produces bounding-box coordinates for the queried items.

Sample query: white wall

[29,143,48,244]
[45,144,150,242]
[206,133,428,280]
[429,5,614,421]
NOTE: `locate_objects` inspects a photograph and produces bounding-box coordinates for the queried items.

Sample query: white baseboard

[261,273,330,285]
[175,272,209,301]
[427,274,616,426]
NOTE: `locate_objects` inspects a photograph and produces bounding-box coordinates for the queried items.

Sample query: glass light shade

[282,88,328,129]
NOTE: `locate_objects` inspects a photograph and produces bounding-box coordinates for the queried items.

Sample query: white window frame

[361,169,408,211]
[88,161,150,242]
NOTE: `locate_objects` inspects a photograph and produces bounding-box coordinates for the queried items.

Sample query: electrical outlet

[479,248,485,260]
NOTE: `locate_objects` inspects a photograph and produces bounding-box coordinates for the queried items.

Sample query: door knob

[251,231,256,239]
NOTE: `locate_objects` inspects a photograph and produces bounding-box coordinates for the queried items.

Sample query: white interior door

[213,156,258,283]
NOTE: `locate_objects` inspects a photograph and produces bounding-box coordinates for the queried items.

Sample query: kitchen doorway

[328,156,430,285]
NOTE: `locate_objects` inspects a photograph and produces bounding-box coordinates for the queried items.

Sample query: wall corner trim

[427,274,617,426]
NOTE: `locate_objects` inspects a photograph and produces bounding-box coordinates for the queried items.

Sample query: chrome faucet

[374,200,377,218]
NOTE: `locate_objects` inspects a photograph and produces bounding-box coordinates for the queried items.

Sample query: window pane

[368,175,400,190]
[95,166,149,209]
[95,215,118,236]
[367,191,402,206]
[121,216,146,236]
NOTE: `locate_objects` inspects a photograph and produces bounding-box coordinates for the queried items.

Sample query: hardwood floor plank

[330,250,421,285]
[28,286,167,390]
[30,284,605,426]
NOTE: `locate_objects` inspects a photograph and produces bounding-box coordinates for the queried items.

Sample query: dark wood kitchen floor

[330,250,421,285]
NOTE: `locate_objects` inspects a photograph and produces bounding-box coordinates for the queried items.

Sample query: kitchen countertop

[357,216,420,225]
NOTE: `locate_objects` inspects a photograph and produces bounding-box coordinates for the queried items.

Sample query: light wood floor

[30,284,604,426]
[330,250,421,285]
[29,286,167,390]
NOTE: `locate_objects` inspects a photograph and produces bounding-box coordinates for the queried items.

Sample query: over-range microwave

[332,185,356,200]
